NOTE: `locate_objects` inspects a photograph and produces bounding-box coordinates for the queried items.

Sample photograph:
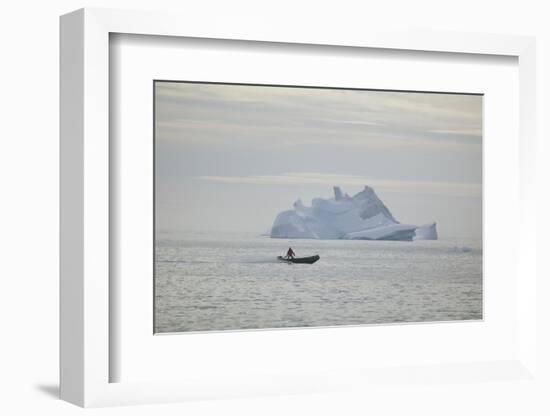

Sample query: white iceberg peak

[293,198,304,209]
[333,186,344,201]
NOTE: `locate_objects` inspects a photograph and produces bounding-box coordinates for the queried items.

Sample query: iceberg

[270,185,437,241]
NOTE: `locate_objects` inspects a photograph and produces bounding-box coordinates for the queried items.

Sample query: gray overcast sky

[155,82,482,239]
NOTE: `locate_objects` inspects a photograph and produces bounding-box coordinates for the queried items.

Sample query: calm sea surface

[154,231,482,333]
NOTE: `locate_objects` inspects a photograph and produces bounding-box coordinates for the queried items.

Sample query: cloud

[429,128,482,136]
[155,82,482,150]
[197,172,481,197]
[322,119,386,127]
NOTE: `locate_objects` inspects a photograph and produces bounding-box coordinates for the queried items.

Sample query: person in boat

[286,247,295,259]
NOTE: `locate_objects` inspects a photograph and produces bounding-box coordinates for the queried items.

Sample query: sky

[155,81,482,239]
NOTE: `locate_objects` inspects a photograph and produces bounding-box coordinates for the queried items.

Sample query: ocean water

[154,231,482,333]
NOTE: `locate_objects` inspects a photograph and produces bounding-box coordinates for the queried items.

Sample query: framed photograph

[153,80,483,334]
[60,8,537,407]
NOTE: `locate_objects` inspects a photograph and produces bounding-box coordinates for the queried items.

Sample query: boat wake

[156,259,211,264]
[239,256,280,264]
[156,256,280,265]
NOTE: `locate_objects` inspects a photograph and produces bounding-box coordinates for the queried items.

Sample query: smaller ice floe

[414,222,438,240]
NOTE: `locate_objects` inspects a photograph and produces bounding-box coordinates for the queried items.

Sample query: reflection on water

[154,231,482,333]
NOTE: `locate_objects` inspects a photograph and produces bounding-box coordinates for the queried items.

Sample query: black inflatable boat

[277,255,320,264]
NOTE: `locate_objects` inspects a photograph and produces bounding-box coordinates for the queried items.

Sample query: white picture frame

[60,7,537,407]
